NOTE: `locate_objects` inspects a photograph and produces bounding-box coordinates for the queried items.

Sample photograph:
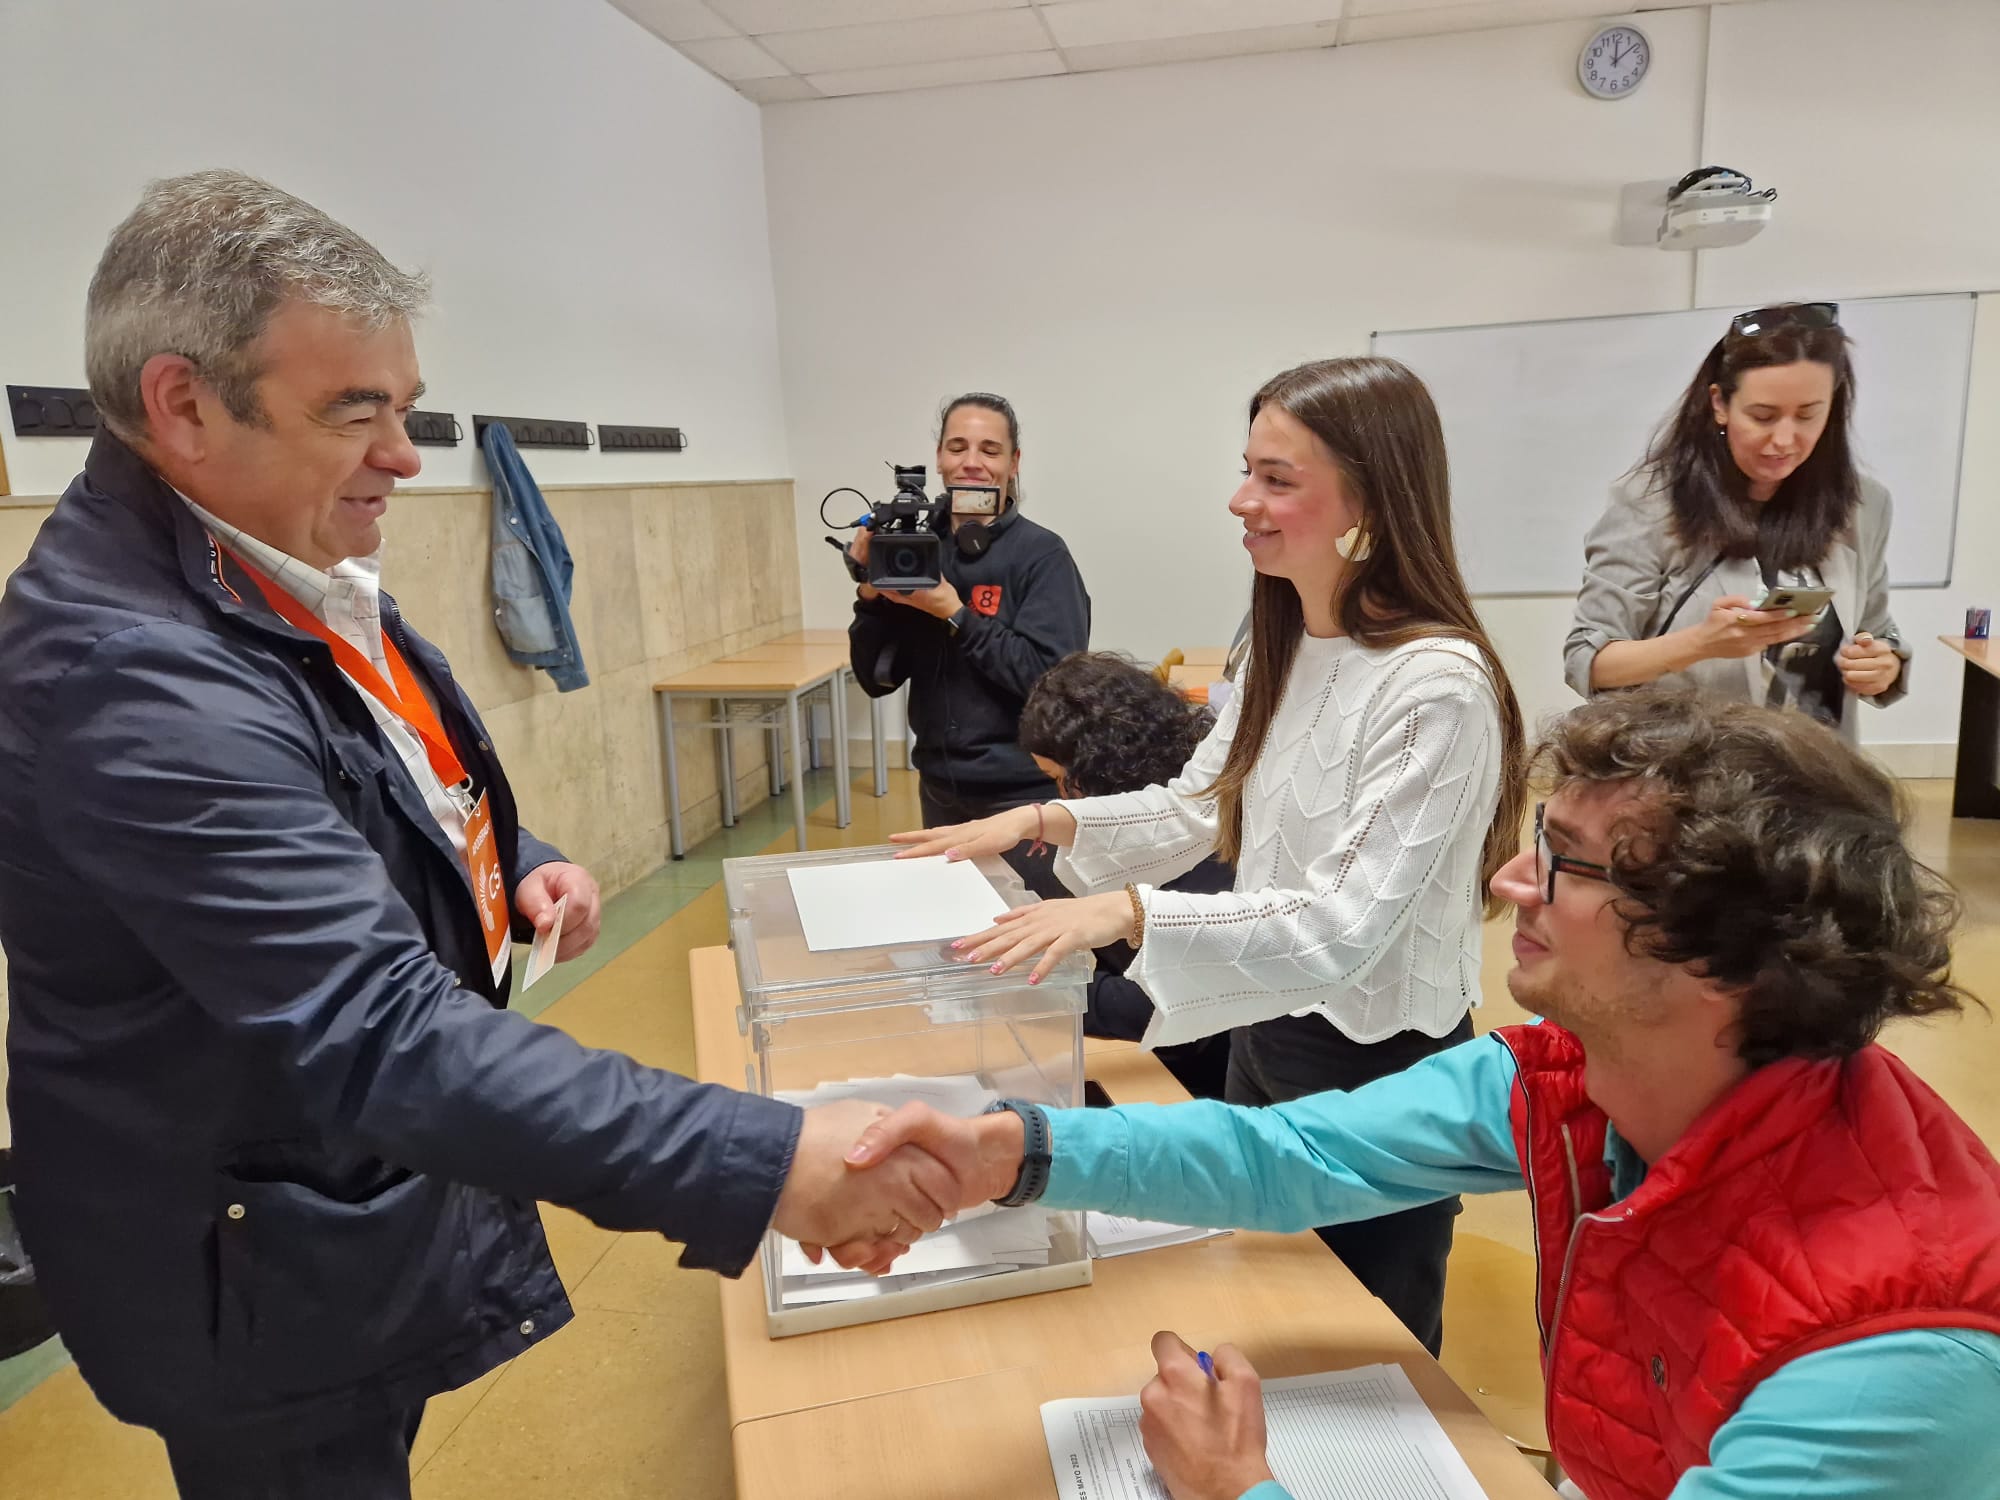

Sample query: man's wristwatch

[945,604,969,636]
[981,1098,1052,1207]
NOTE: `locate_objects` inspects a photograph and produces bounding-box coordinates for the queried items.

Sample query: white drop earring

[1335,525,1373,562]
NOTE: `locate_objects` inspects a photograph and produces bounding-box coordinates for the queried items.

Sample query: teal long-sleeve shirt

[1040,1035,2000,1500]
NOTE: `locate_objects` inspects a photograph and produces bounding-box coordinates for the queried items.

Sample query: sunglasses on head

[1729,302,1839,339]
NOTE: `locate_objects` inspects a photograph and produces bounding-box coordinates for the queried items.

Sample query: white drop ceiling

[604,0,1780,101]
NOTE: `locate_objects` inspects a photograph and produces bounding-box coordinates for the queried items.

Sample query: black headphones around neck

[953,518,996,560]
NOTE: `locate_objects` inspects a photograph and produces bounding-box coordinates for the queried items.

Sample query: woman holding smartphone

[1566,302,1907,731]
[891,357,1525,1356]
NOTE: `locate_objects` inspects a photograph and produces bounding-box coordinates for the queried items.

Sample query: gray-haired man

[0,171,947,1497]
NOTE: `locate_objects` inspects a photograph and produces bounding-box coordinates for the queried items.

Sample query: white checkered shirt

[181,498,470,857]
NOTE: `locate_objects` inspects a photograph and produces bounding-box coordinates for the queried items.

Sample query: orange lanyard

[222,547,470,793]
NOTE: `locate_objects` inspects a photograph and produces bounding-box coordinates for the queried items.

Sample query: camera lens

[890,546,920,574]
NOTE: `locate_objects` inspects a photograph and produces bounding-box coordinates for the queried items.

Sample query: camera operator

[847,393,1089,893]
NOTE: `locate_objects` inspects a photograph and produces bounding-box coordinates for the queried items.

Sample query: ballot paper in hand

[1042,1363,1489,1500]
[786,854,1009,952]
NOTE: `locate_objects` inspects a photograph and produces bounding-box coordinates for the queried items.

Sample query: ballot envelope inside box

[722,843,1093,1337]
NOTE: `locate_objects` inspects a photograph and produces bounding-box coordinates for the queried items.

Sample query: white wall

[766,0,2000,762]
[0,0,791,497]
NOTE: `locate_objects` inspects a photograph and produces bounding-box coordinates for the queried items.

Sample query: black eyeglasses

[1729,302,1839,339]
[1533,804,1612,904]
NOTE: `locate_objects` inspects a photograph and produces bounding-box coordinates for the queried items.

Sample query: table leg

[1952,660,2000,818]
[717,697,738,828]
[786,693,809,852]
[768,728,785,796]
[868,676,888,798]
[808,692,823,771]
[658,693,685,860]
[831,674,852,830]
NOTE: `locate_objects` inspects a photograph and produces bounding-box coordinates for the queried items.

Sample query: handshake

[769,1099,1030,1274]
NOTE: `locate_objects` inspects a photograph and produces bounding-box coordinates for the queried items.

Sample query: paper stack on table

[1084,1213,1230,1259]
[774,1072,1060,1307]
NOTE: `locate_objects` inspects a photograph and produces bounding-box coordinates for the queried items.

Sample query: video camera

[822,466,1006,593]
[863,464,949,592]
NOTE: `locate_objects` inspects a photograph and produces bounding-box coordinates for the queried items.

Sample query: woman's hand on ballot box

[952,891,1137,984]
[888,803,1077,862]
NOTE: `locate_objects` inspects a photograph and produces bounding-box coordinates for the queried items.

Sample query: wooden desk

[733,1368,1052,1500]
[762,630,892,799]
[711,642,875,802]
[769,628,849,645]
[690,946,1555,1500]
[720,642,849,665]
[1177,646,1231,667]
[1939,636,2000,818]
[652,656,851,856]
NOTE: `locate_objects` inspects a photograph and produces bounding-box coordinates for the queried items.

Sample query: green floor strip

[0,1336,68,1415]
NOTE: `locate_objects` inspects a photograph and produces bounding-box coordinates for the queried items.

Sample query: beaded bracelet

[1124,882,1145,949]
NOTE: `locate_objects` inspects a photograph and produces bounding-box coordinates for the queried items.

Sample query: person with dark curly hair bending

[851,686,2000,1500]
[1017,652,1234,1099]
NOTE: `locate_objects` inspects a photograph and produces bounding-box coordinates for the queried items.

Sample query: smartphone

[1747,584,1834,618]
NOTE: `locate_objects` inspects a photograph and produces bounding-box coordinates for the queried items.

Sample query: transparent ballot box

[723,843,1093,1337]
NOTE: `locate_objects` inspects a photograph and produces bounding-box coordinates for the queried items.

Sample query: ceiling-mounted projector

[1658,166,1775,250]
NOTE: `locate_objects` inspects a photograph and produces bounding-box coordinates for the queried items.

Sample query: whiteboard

[1372,294,1976,595]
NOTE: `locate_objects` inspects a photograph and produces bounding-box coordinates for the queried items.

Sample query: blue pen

[1197,1350,1216,1380]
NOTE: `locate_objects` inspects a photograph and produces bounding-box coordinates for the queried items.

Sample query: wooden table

[691,946,1556,1500]
[704,643,852,800]
[766,629,891,798]
[652,655,851,856]
[769,628,849,644]
[1939,636,2000,819]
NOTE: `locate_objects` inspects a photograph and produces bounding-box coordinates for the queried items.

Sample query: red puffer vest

[1495,1022,2000,1500]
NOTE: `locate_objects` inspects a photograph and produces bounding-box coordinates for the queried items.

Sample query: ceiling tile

[808,48,1065,95]
[713,0,1027,30]
[1340,0,1607,44]
[761,8,1048,72]
[733,74,826,101]
[606,0,738,41]
[675,34,793,77]
[1040,0,1343,51]
[1065,20,1340,70]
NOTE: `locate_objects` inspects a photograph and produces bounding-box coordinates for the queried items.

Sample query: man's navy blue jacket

[0,434,798,1441]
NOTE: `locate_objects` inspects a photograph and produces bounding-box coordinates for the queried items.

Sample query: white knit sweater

[1054,633,1502,1049]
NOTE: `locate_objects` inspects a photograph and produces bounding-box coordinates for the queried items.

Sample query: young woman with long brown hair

[890,357,1525,1352]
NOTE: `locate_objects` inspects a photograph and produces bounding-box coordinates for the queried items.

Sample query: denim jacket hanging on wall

[484,421,589,691]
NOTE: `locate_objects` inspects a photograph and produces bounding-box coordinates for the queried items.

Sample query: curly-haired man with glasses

[850,686,2000,1500]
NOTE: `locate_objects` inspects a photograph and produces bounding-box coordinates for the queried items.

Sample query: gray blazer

[1564,472,1908,736]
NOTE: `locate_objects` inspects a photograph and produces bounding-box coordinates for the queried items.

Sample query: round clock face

[1579,24,1651,99]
